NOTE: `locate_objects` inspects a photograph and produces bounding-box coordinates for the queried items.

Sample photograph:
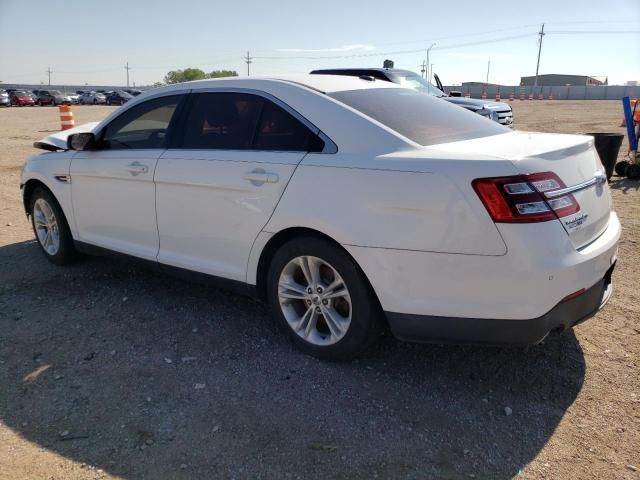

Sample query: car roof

[153,74,403,95]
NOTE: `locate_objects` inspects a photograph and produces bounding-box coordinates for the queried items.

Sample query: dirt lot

[0,102,638,480]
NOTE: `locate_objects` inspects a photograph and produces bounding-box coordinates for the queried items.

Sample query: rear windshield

[329,88,508,146]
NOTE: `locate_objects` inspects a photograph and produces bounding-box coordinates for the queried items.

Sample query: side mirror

[67,132,97,151]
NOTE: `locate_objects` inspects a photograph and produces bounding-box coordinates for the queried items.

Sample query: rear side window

[254,100,316,151]
[180,92,320,152]
[102,95,181,149]
[329,88,508,146]
[181,93,264,150]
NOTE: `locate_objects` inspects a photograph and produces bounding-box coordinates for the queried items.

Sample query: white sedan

[21,75,620,359]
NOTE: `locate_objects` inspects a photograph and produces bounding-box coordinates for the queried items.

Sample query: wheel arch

[22,179,65,219]
[253,227,383,316]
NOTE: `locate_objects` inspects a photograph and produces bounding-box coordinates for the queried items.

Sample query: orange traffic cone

[509,91,515,101]
[59,105,75,131]
[495,91,501,102]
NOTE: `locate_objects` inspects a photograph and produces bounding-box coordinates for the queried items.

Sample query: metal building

[520,74,608,86]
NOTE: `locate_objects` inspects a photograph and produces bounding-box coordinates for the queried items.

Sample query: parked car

[124,89,142,96]
[10,90,35,106]
[106,90,133,105]
[37,90,68,106]
[310,68,514,127]
[22,75,619,359]
[78,92,106,104]
[0,89,10,107]
[64,92,80,104]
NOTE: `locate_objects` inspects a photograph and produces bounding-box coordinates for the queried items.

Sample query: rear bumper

[386,263,615,345]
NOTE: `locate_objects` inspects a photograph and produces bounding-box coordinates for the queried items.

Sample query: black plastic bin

[586,133,624,180]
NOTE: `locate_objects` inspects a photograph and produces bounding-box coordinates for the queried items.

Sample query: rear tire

[29,187,76,265]
[266,236,383,360]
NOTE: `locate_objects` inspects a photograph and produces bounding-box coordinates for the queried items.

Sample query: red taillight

[472,172,579,223]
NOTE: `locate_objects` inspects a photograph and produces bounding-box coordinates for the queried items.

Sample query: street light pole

[426,43,436,82]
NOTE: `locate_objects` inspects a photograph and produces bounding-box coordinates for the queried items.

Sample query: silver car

[0,90,10,107]
[78,92,107,105]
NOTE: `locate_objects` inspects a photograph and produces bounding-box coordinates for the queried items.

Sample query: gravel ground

[0,102,638,480]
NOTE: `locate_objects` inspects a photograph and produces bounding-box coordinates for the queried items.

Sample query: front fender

[22,151,77,237]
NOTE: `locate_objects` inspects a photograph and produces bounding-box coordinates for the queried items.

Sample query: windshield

[14,91,28,96]
[393,73,445,96]
[50,90,62,96]
[329,88,508,146]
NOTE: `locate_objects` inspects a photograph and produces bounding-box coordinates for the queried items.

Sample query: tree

[163,68,207,84]
[162,68,239,84]
[207,70,238,79]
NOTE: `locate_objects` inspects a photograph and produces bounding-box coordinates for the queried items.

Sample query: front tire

[266,236,383,360]
[29,187,76,265]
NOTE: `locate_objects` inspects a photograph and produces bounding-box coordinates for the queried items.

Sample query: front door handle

[127,162,149,176]
[243,168,279,186]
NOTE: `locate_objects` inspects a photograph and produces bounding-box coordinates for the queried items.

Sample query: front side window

[102,95,181,149]
[180,92,320,152]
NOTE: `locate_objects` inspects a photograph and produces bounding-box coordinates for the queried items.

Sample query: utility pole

[46,67,52,87]
[486,60,491,84]
[425,43,436,82]
[244,51,252,77]
[125,61,131,87]
[533,23,545,96]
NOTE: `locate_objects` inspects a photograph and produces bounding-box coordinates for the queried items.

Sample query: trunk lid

[434,131,612,249]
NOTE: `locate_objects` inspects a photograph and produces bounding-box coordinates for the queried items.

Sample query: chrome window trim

[186,87,338,154]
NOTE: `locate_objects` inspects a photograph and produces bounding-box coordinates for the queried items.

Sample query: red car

[10,91,35,106]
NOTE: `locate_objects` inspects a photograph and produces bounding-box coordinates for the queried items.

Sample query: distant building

[520,74,608,86]
[627,80,639,86]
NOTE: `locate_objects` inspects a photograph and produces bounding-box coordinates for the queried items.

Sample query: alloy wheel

[278,255,352,346]
[33,198,60,255]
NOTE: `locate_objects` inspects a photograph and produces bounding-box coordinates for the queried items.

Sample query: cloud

[277,44,375,53]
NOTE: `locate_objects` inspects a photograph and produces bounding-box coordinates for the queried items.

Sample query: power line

[546,29,640,34]
[253,32,537,60]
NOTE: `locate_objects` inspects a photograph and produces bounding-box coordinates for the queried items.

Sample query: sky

[1,0,639,87]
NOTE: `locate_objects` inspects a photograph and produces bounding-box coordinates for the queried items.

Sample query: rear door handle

[127,162,149,176]
[243,168,279,185]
